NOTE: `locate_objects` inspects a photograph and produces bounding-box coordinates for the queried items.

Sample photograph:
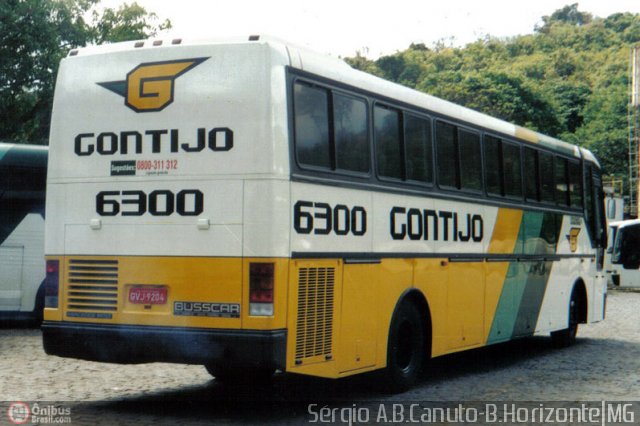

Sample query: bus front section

[42,38,292,376]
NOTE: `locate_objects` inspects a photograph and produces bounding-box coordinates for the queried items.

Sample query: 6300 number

[96,189,203,216]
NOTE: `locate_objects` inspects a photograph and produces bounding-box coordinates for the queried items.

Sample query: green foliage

[92,2,171,44]
[347,5,640,181]
[0,0,171,144]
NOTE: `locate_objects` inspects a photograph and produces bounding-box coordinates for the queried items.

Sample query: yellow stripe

[488,208,523,254]
[514,126,539,144]
[484,208,523,342]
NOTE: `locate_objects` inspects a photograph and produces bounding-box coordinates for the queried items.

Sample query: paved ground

[0,290,639,425]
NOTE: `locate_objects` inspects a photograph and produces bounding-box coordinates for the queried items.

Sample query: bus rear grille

[66,259,119,312]
[295,267,335,362]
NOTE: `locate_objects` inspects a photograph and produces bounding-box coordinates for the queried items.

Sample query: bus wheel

[551,288,579,348]
[204,364,275,384]
[381,300,425,393]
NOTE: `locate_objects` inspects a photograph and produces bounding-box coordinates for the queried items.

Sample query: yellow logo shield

[98,57,208,112]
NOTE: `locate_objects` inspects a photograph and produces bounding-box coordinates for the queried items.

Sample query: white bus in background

[0,143,48,324]
[607,219,640,288]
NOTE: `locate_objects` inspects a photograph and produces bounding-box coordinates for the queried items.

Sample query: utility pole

[630,45,640,218]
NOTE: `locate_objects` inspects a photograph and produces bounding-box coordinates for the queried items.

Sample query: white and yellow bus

[43,36,607,391]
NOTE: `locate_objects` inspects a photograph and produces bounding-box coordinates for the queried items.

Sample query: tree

[346,5,640,181]
[0,0,171,144]
[536,3,593,33]
[92,2,170,44]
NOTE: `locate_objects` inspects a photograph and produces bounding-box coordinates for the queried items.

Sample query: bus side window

[568,160,582,209]
[584,166,595,246]
[435,121,457,189]
[592,168,607,249]
[554,156,569,206]
[524,147,539,201]
[374,105,403,180]
[615,225,640,269]
[539,151,555,203]
[458,129,482,192]
[484,136,522,199]
[484,135,502,196]
[404,114,433,184]
[293,82,331,169]
[502,141,522,198]
[334,93,369,173]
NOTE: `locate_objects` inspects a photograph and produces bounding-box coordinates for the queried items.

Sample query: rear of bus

[42,37,292,373]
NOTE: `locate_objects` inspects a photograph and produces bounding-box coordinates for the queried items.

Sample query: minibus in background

[607,219,640,288]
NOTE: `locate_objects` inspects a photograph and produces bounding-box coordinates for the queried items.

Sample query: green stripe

[487,212,562,344]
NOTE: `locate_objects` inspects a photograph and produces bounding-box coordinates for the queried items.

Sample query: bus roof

[65,35,597,166]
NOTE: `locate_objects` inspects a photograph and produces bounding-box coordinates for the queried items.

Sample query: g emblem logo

[98,57,208,112]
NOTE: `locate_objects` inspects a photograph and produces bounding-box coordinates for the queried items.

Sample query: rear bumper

[42,321,286,369]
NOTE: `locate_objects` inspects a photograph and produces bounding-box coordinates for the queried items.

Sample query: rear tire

[380,300,426,393]
[551,287,579,348]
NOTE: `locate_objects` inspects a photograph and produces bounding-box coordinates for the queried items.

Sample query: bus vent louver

[66,259,118,312]
[295,267,335,362]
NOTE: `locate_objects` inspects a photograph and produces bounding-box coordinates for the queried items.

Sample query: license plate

[128,287,167,305]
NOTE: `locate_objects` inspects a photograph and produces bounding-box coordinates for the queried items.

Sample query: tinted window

[568,160,582,208]
[458,129,482,191]
[524,147,538,201]
[502,142,522,198]
[334,94,369,173]
[404,114,433,183]
[484,135,501,195]
[294,82,330,169]
[584,166,595,243]
[436,121,457,188]
[555,156,569,206]
[539,151,554,203]
[375,106,402,179]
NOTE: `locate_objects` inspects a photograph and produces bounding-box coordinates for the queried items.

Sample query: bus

[0,142,47,323]
[607,219,640,287]
[42,36,608,391]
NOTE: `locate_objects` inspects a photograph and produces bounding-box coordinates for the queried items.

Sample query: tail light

[45,260,60,308]
[249,263,274,316]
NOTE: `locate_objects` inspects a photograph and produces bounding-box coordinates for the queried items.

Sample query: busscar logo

[98,57,208,112]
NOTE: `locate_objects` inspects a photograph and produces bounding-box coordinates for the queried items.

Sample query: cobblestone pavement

[0,290,638,425]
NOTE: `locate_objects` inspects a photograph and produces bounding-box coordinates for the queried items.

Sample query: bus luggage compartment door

[0,246,24,309]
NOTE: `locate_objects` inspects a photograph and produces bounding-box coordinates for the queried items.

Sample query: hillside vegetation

[346,4,640,182]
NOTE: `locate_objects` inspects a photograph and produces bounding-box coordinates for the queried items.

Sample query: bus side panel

[535,214,600,332]
[0,214,45,313]
[485,210,567,343]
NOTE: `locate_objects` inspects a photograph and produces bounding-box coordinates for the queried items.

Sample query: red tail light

[45,260,60,308]
[249,263,274,316]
